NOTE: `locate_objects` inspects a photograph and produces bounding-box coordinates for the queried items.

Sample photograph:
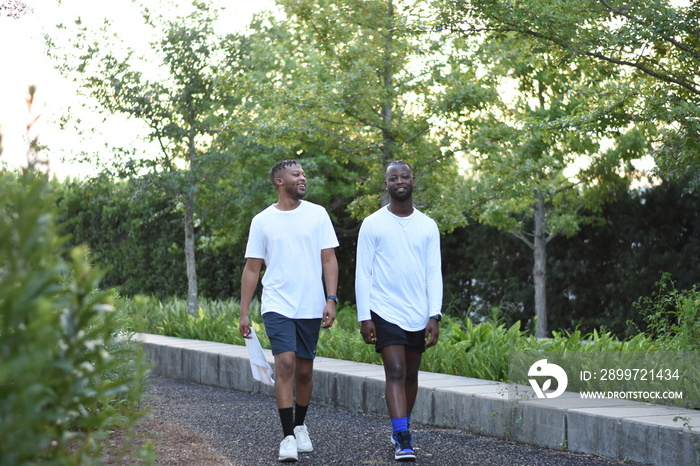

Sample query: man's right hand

[360,320,377,345]
[239,314,252,339]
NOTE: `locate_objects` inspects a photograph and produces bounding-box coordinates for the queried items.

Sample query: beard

[286,183,306,200]
[388,185,413,202]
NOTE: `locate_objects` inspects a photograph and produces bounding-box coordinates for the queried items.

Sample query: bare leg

[380,345,408,418]
[295,357,314,406]
[404,349,422,416]
[273,351,296,408]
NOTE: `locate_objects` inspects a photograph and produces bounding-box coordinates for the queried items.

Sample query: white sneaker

[294,424,313,452]
[278,435,298,462]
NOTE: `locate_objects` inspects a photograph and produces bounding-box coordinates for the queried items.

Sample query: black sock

[279,407,294,437]
[294,403,309,427]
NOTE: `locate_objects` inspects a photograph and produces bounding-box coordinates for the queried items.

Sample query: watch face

[432,314,441,322]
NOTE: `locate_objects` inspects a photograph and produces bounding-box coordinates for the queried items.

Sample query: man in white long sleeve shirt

[355,160,443,462]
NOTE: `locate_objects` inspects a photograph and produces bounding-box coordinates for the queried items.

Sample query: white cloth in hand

[244,327,275,386]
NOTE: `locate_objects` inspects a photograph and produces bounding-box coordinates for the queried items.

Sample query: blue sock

[391,416,408,433]
[407,413,411,426]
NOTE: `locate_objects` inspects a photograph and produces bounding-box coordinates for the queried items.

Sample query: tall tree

[238,0,467,231]
[436,0,700,181]
[440,32,646,336]
[48,0,242,313]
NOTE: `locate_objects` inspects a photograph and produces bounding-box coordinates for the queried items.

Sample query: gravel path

[144,376,639,466]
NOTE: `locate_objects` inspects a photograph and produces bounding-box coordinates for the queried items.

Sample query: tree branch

[448,16,700,97]
[512,230,534,250]
[599,0,700,63]
[507,24,700,96]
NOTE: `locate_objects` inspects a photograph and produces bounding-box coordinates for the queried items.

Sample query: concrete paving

[134,333,700,466]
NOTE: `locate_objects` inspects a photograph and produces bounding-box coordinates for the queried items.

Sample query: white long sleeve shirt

[355,205,443,331]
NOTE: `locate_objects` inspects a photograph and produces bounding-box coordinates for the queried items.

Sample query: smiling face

[275,163,307,200]
[384,162,414,202]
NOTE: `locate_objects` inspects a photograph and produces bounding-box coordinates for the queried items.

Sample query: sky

[0,0,278,179]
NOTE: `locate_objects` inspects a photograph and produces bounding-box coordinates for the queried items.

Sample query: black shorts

[371,311,426,354]
[262,312,322,359]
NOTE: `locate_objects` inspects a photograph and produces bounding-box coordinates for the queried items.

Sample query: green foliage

[546,328,653,352]
[55,176,184,297]
[54,174,241,299]
[438,177,700,339]
[48,0,262,314]
[438,25,645,337]
[130,296,252,347]
[53,170,700,342]
[42,0,700,341]
[432,315,535,380]
[546,179,700,337]
[132,289,700,410]
[133,297,660,383]
[634,274,700,351]
[239,0,468,232]
[436,0,700,180]
[0,170,151,464]
[432,0,698,338]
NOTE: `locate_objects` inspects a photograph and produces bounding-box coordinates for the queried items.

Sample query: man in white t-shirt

[355,160,443,462]
[239,159,339,462]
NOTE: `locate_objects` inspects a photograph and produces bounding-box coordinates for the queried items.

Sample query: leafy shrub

[133,290,691,390]
[435,312,542,380]
[131,298,542,378]
[129,296,253,346]
[0,170,150,464]
[634,273,700,350]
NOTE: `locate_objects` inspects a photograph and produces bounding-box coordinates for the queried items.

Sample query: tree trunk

[533,190,548,338]
[185,108,199,315]
[184,198,198,315]
[379,0,395,207]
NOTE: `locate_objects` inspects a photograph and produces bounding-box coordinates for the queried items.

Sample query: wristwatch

[430,314,442,322]
[326,295,338,304]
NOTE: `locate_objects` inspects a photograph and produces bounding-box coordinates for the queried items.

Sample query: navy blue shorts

[262,312,322,359]
[371,311,426,354]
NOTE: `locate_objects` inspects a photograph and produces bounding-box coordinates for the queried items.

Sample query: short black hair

[270,159,299,184]
[384,160,413,176]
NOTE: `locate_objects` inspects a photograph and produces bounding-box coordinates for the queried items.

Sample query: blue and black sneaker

[391,422,411,446]
[393,430,416,462]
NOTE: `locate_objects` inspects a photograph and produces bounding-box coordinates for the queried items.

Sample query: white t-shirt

[355,205,443,331]
[245,200,339,319]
